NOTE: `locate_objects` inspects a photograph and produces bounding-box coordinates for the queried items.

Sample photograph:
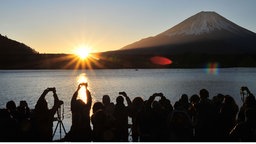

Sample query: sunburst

[74,46,91,60]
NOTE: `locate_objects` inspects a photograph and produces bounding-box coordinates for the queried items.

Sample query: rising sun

[74,46,91,60]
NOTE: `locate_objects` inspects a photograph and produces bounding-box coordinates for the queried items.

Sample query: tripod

[52,104,67,140]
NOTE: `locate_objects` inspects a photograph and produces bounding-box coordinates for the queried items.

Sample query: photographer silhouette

[31,87,63,141]
[240,86,252,104]
[64,83,92,142]
[238,86,256,123]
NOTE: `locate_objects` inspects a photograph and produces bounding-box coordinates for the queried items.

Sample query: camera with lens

[80,83,88,87]
[119,92,126,95]
[241,86,247,92]
[58,100,64,105]
[153,93,164,97]
[48,87,56,91]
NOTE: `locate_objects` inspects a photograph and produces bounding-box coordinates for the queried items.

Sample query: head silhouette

[199,89,209,99]
[93,102,104,114]
[6,100,16,112]
[132,97,144,109]
[116,96,124,104]
[190,94,200,104]
[102,95,110,106]
[223,95,235,104]
[180,94,189,103]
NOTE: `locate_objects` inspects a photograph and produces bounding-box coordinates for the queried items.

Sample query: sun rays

[73,45,91,60]
[41,44,103,70]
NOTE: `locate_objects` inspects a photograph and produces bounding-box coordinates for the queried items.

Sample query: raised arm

[37,88,50,103]
[51,88,62,113]
[119,92,132,107]
[71,84,81,111]
[34,88,50,111]
[86,88,92,107]
[146,93,157,109]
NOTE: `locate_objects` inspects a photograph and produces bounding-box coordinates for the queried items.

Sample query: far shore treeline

[1,33,256,69]
[1,53,256,69]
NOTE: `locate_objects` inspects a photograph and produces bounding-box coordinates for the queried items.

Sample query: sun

[74,46,91,60]
[62,44,102,69]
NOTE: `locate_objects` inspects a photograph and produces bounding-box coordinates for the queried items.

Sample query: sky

[0,0,256,54]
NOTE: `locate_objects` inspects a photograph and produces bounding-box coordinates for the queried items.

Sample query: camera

[153,93,164,97]
[58,100,64,105]
[119,92,126,95]
[20,100,28,107]
[80,83,88,87]
[241,86,247,91]
[48,87,56,91]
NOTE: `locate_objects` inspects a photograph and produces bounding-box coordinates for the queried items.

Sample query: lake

[0,68,256,140]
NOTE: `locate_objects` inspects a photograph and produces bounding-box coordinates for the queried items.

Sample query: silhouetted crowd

[1,84,256,142]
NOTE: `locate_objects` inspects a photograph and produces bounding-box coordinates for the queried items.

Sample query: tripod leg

[52,120,67,140]
[52,121,60,138]
[59,121,61,139]
[60,121,67,134]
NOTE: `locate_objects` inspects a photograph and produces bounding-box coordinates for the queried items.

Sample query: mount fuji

[120,11,256,55]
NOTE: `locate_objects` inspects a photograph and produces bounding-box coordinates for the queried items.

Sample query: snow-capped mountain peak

[121,11,256,52]
[162,11,239,36]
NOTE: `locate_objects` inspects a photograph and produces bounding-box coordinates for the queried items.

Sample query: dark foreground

[0,86,256,142]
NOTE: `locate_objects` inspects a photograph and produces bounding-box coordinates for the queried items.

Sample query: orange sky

[1,0,256,54]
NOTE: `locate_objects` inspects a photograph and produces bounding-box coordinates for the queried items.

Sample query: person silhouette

[98,95,116,141]
[0,101,19,141]
[218,95,238,141]
[17,100,31,120]
[102,95,115,125]
[230,108,256,141]
[113,92,132,142]
[237,89,256,123]
[194,89,215,141]
[65,83,92,142]
[6,100,18,119]
[16,100,32,141]
[91,102,107,141]
[168,101,193,141]
[31,88,63,141]
[129,97,144,142]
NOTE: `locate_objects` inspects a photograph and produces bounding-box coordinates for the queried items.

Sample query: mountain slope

[0,34,38,55]
[121,11,256,55]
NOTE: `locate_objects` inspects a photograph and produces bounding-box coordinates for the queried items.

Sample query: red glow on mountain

[150,56,172,65]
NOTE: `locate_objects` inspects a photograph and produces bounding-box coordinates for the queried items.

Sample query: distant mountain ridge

[0,34,38,55]
[1,11,256,69]
[121,11,256,55]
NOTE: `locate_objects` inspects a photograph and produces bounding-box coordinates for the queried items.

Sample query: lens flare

[205,62,219,75]
[150,56,172,65]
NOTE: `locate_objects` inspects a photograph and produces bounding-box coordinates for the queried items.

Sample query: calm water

[1,68,256,140]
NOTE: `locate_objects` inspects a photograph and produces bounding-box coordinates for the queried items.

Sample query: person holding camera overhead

[31,87,63,141]
[113,92,132,142]
[64,83,92,142]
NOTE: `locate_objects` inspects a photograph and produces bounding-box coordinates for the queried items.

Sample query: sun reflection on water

[76,73,88,103]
